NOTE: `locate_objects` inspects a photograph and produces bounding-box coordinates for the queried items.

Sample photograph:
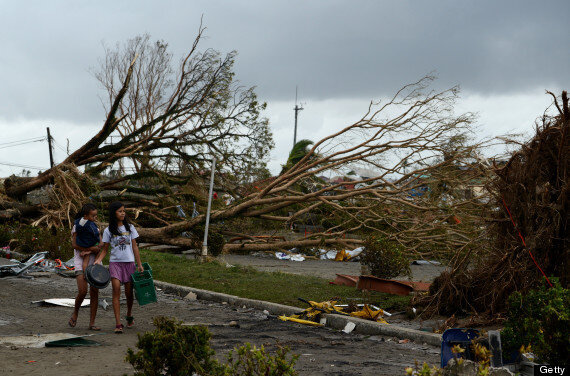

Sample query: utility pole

[46,127,54,168]
[201,157,216,262]
[293,86,304,147]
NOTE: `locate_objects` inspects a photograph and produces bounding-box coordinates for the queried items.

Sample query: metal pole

[293,86,303,147]
[201,157,216,260]
[294,105,298,147]
[46,127,54,168]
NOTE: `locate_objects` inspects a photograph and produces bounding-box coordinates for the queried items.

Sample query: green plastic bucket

[142,262,152,276]
[132,270,157,306]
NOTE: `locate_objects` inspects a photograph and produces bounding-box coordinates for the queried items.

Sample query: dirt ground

[0,270,440,376]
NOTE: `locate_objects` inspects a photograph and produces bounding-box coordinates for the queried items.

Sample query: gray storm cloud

[0,0,567,124]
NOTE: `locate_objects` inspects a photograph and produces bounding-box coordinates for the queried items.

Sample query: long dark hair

[74,203,97,221]
[108,201,132,236]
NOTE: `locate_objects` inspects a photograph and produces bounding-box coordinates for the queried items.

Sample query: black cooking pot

[85,264,110,289]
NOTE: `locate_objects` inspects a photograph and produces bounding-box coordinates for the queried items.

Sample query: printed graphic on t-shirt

[112,232,131,253]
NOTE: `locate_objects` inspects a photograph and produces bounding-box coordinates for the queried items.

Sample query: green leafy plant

[126,316,224,376]
[0,223,14,246]
[225,343,299,376]
[0,223,73,260]
[126,317,299,376]
[502,278,570,364]
[405,361,442,376]
[362,235,411,279]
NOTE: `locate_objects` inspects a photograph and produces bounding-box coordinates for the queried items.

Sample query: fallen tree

[417,90,569,318]
[3,25,272,202]
[2,75,492,260]
[1,26,495,259]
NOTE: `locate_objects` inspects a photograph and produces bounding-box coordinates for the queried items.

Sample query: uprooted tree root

[417,90,569,318]
[32,164,98,229]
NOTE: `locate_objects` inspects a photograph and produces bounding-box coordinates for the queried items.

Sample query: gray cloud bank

[0,0,567,124]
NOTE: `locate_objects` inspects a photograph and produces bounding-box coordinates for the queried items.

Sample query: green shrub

[2,223,73,260]
[0,223,15,246]
[40,227,74,261]
[502,278,570,364]
[226,343,299,376]
[361,235,411,279]
[126,316,224,376]
[126,317,299,376]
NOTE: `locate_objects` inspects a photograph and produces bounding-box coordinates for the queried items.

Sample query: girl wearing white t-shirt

[94,201,143,334]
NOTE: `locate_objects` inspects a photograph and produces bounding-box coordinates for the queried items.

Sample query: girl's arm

[132,239,143,272]
[94,243,109,265]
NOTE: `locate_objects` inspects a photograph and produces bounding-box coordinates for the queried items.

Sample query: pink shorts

[109,262,136,284]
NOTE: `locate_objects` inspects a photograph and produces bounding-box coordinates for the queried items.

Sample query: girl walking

[95,201,143,333]
[69,203,101,330]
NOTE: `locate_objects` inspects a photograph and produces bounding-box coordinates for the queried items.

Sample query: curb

[154,280,442,347]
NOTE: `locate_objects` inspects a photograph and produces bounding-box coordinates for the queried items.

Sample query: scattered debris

[412,260,441,265]
[289,254,305,262]
[275,251,291,260]
[342,322,356,334]
[278,299,344,327]
[332,274,431,295]
[99,298,109,311]
[32,298,87,308]
[1,246,12,259]
[275,250,306,261]
[0,252,49,278]
[278,298,390,328]
[336,304,391,317]
[440,328,480,368]
[334,250,351,262]
[319,247,364,261]
[357,275,414,296]
[273,247,364,262]
[0,333,79,348]
[1,252,76,279]
[331,274,358,287]
[176,205,186,218]
[488,330,503,367]
[348,305,389,324]
[184,292,197,301]
[31,298,111,310]
[278,316,324,327]
[45,336,101,347]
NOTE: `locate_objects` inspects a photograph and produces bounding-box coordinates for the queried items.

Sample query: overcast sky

[0,0,568,176]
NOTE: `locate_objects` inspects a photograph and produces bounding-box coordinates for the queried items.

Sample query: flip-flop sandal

[68,317,77,328]
[114,324,124,334]
[88,325,101,331]
[125,316,134,328]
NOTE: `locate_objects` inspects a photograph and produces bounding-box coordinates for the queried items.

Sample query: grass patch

[141,249,411,311]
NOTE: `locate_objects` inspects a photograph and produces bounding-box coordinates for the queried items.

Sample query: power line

[52,139,69,155]
[0,136,45,147]
[0,138,46,150]
[0,160,47,170]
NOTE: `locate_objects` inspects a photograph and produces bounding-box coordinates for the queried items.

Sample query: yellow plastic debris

[278,315,324,327]
[349,304,389,324]
[334,249,351,261]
